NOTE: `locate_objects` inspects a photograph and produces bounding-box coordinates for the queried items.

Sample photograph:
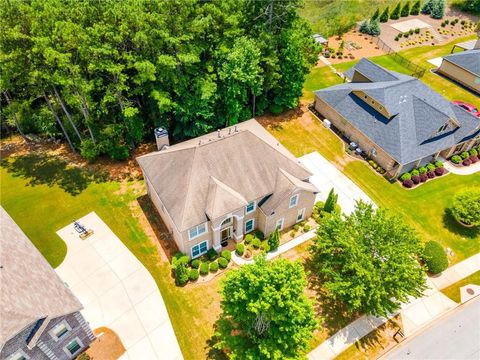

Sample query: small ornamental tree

[390,3,401,19]
[401,2,411,16]
[380,7,390,22]
[310,201,426,317]
[174,261,189,286]
[268,228,280,251]
[450,189,480,226]
[422,241,448,274]
[359,20,371,34]
[371,8,380,21]
[410,0,421,14]
[431,0,445,19]
[369,19,381,36]
[323,188,338,213]
[214,257,317,359]
[422,0,435,14]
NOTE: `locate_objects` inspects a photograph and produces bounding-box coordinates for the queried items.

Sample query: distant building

[437,49,480,95]
[314,58,480,178]
[313,34,328,46]
[137,119,318,259]
[0,207,95,360]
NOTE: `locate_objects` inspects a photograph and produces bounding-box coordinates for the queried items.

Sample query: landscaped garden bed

[399,161,447,188]
[171,248,233,286]
[449,147,480,167]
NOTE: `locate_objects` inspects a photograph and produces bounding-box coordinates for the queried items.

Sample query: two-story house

[137,119,318,259]
[0,207,95,360]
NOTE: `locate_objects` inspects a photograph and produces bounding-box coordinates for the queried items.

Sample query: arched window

[221,217,232,227]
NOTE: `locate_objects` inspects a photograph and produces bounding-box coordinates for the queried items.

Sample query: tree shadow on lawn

[442,209,479,239]
[137,194,179,263]
[1,152,107,196]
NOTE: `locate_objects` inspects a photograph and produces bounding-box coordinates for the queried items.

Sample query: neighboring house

[0,207,95,360]
[313,34,328,47]
[314,58,480,179]
[137,119,318,259]
[437,48,480,95]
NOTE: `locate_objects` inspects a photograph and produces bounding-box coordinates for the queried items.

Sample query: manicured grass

[304,35,479,106]
[268,116,480,264]
[441,271,480,303]
[0,157,223,360]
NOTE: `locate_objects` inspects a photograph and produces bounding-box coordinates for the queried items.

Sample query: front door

[221,227,231,247]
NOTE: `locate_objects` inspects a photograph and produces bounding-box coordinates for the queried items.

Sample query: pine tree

[323,188,338,213]
[371,8,380,21]
[422,0,435,14]
[410,0,421,15]
[380,7,390,22]
[359,20,371,34]
[431,0,446,19]
[369,19,381,36]
[390,2,401,19]
[401,2,411,16]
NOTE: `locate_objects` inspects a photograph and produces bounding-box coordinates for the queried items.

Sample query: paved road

[386,297,480,360]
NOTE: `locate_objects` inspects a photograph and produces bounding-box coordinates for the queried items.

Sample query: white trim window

[9,350,29,360]
[64,337,83,358]
[49,320,71,341]
[245,219,255,233]
[191,240,208,258]
[276,218,284,231]
[245,201,256,214]
[296,208,305,223]
[188,223,207,240]
[221,217,232,227]
[289,194,299,208]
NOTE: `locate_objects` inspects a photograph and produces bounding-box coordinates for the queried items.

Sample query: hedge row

[400,161,445,188]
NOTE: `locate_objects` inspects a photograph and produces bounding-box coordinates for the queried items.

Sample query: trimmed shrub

[290,230,296,237]
[422,241,448,274]
[463,158,472,166]
[260,241,271,253]
[460,151,470,159]
[412,175,421,184]
[418,166,427,174]
[221,250,231,262]
[304,224,311,232]
[434,161,444,168]
[403,179,414,188]
[400,172,411,181]
[191,259,200,269]
[174,262,189,286]
[427,163,436,172]
[470,155,478,164]
[427,171,435,179]
[253,230,265,240]
[252,237,261,249]
[218,257,228,269]
[236,243,245,256]
[450,189,480,226]
[268,228,280,251]
[451,155,462,164]
[200,262,209,276]
[414,27,420,34]
[293,224,300,231]
[189,268,199,281]
[209,261,219,273]
[244,234,254,244]
[470,148,478,156]
[420,173,428,182]
[435,167,445,176]
[206,248,218,261]
[411,169,420,176]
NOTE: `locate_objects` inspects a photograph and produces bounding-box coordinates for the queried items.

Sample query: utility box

[154,127,169,151]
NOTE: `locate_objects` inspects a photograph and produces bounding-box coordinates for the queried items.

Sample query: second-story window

[289,194,299,208]
[189,223,207,240]
[245,201,256,214]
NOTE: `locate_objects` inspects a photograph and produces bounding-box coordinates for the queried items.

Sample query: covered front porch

[212,215,244,251]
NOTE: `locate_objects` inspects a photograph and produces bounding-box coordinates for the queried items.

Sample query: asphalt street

[387,297,480,360]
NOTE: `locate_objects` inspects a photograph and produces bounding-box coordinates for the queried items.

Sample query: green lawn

[441,271,480,302]
[303,35,479,106]
[0,154,223,360]
[268,117,480,264]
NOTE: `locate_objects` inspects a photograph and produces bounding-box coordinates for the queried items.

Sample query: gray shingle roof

[344,58,401,82]
[0,207,82,346]
[137,119,317,231]
[315,59,480,165]
[442,49,480,76]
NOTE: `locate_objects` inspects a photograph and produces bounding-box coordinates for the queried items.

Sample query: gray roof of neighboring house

[137,119,317,231]
[316,59,480,165]
[442,49,480,76]
[0,207,82,347]
[313,34,328,44]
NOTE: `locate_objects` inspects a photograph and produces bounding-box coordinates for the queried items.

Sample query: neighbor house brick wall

[314,96,397,171]
[437,60,480,95]
[0,312,94,360]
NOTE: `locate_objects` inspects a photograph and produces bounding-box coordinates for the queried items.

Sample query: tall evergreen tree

[401,2,411,16]
[390,2,402,19]
[371,8,380,21]
[323,188,338,213]
[410,0,421,14]
[380,7,390,22]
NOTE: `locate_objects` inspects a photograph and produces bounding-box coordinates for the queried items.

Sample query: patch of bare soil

[256,105,306,128]
[85,327,126,360]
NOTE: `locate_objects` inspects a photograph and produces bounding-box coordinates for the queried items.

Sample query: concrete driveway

[299,151,375,215]
[56,212,182,359]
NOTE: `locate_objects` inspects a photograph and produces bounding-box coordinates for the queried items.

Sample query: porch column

[234,216,244,243]
[393,163,403,179]
[212,228,222,251]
